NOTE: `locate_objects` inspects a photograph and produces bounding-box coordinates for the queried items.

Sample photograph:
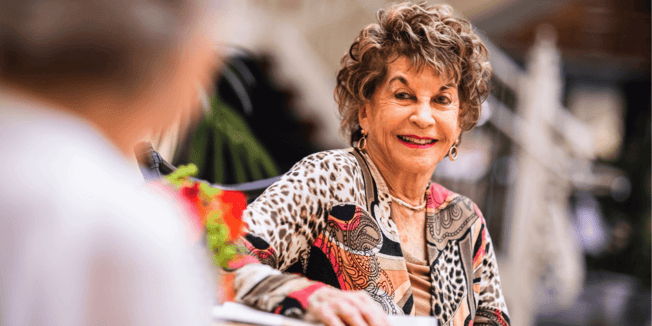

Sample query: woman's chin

[391,159,437,177]
[397,150,441,169]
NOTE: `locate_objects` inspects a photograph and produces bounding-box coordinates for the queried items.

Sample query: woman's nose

[409,101,435,128]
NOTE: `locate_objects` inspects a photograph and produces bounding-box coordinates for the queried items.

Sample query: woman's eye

[434,96,452,105]
[395,92,411,100]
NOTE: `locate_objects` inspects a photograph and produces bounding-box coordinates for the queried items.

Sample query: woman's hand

[304,287,392,326]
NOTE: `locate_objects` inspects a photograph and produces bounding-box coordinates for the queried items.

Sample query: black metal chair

[135,142,279,204]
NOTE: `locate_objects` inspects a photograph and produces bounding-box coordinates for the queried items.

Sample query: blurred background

[158,1,650,325]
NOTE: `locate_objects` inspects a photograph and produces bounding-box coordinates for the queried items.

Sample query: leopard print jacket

[233,149,510,326]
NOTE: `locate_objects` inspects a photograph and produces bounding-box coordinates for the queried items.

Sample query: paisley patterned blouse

[233,149,510,326]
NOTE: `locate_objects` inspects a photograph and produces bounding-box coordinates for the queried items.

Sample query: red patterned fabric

[287,283,328,309]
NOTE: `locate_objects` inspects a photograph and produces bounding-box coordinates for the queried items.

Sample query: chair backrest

[135,141,279,204]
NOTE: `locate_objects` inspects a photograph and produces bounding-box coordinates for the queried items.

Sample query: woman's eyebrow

[439,83,456,91]
[388,75,409,86]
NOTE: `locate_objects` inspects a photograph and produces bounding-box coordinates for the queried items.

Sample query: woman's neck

[363,151,434,205]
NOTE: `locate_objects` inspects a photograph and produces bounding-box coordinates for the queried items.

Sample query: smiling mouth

[398,135,436,145]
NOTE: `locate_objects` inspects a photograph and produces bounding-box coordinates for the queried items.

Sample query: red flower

[175,183,204,239]
[180,183,201,204]
[215,190,247,240]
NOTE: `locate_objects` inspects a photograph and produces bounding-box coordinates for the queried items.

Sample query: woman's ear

[455,105,464,140]
[455,128,462,144]
[358,103,370,131]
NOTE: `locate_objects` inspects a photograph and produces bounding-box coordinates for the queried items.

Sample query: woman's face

[359,56,462,177]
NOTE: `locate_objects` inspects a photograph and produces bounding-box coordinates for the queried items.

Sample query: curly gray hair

[335,2,491,144]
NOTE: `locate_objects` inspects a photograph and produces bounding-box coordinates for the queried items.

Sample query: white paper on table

[388,315,439,326]
[213,302,438,326]
[213,302,315,326]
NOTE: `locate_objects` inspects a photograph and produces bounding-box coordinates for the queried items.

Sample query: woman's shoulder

[297,148,358,165]
[266,148,364,206]
[288,148,361,175]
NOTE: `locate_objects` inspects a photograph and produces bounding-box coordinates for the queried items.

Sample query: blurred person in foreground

[233,2,509,326]
[0,0,218,325]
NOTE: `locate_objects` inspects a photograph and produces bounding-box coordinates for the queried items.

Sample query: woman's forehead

[384,57,456,86]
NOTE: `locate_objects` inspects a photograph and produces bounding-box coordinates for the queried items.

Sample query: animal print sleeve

[233,150,361,317]
[471,205,511,326]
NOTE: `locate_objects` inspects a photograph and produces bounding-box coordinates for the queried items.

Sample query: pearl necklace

[388,194,427,211]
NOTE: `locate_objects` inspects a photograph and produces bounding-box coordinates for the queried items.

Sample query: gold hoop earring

[448,143,458,161]
[357,130,368,151]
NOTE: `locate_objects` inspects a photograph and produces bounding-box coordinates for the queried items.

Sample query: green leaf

[208,96,280,182]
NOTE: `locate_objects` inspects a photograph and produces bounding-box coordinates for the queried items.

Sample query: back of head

[0,0,206,100]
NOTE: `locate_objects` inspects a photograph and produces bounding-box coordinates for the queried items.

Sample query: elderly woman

[233,3,509,326]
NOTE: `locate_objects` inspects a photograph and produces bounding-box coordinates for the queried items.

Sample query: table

[213,302,439,326]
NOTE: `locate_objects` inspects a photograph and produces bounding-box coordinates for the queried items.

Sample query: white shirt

[0,95,213,325]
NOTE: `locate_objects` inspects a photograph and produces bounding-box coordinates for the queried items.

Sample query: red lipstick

[397,135,436,149]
